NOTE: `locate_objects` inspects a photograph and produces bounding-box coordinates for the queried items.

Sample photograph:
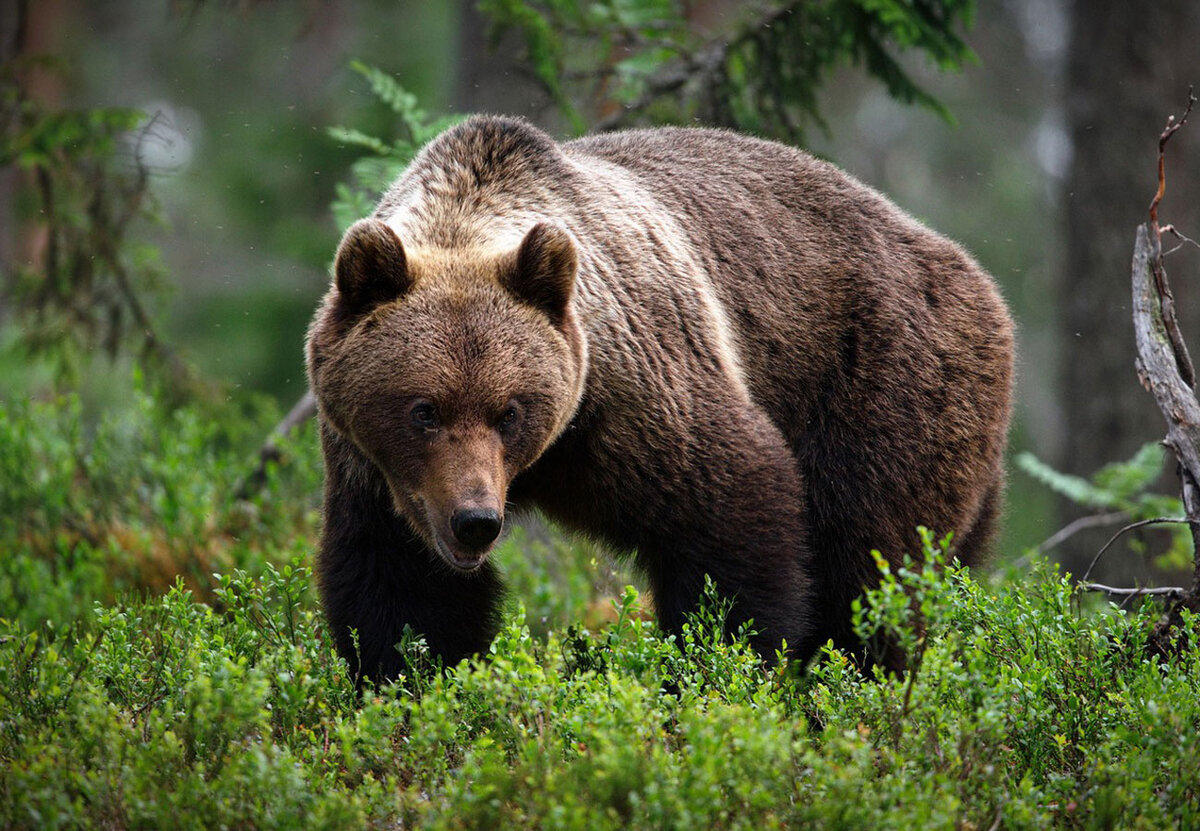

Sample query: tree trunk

[452,0,556,124]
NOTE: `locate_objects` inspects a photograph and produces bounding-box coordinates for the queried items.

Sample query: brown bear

[306,115,1013,683]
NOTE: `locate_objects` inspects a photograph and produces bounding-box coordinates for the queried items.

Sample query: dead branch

[1133,224,1200,522]
[235,389,317,500]
[1145,89,1197,391]
[1079,583,1185,598]
[1132,222,1200,586]
[1035,510,1129,555]
[1080,516,1196,583]
[1161,224,1200,257]
[1124,90,1200,651]
[1148,86,1195,231]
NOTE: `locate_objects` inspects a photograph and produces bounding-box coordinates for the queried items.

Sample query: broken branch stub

[1131,221,1200,600]
[1132,224,1200,475]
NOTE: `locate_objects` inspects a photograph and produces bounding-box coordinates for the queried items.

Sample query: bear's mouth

[388,483,499,572]
[430,532,493,573]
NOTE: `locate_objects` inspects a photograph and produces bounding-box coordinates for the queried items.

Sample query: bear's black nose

[451,508,502,550]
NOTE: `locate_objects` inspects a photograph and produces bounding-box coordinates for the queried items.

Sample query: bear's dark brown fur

[306,115,1014,683]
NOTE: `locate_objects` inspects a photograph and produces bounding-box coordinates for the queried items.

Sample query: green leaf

[348,60,425,125]
[325,126,392,155]
[1091,442,1166,501]
[1017,442,1185,524]
[1016,451,1122,510]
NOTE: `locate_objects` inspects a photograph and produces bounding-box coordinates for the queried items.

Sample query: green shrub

[0,382,322,630]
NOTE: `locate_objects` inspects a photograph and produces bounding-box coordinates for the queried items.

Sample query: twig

[1161,224,1200,257]
[899,633,926,721]
[986,803,1004,831]
[1149,85,1195,231]
[236,389,317,500]
[592,43,722,133]
[1079,583,1185,598]
[1035,511,1129,554]
[1080,517,1195,583]
[1144,87,1197,389]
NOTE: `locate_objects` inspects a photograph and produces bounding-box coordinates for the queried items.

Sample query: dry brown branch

[1161,224,1200,256]
[1149,86,1195,231]
[1133,229,1200,541]
[1133,221,1200,578]
[1066,90,1200,652]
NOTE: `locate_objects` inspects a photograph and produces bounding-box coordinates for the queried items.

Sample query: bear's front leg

[316,426,505,685]
[632,405,818,664]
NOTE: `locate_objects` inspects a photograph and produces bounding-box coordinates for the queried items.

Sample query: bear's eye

[410,401,440,431]
[497,401,522,435]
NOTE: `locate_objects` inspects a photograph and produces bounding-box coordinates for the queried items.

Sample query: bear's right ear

[333,218,412,320]
[504,223,577,328]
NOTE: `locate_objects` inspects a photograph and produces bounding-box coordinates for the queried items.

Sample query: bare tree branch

[1035,510,1129,555]
[1144,88,1197,390]
[1161,224,1200,256]
[1079,583,1185,598]
[1148,85,1195,230]
[1080,516,1196,582]
[1133,224,1200,546]
[1075,95,1200,641]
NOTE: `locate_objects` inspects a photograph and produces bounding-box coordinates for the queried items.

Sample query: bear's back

[566,126,1010,432]
[568,125,1013,584]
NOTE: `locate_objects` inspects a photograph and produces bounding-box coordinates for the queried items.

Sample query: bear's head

[307,218,587,571]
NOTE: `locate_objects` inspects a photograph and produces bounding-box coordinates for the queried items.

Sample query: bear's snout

[450,507,503,551]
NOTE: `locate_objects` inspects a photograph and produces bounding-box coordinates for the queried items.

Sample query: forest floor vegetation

[1,389,1198,830]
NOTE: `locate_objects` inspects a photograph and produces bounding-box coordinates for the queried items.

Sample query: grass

[1,387,1199,830]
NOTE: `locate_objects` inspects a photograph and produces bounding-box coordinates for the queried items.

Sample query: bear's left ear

[503,223,577,328]
[333,218,412,321]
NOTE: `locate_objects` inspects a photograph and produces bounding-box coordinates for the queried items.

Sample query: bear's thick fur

[306,115,1013,682]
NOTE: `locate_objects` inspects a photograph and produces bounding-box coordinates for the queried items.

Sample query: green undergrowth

[2,392,1199,829]
[0,385,323,632]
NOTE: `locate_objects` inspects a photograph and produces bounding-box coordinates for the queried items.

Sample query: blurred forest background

[2,0,1199,585]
